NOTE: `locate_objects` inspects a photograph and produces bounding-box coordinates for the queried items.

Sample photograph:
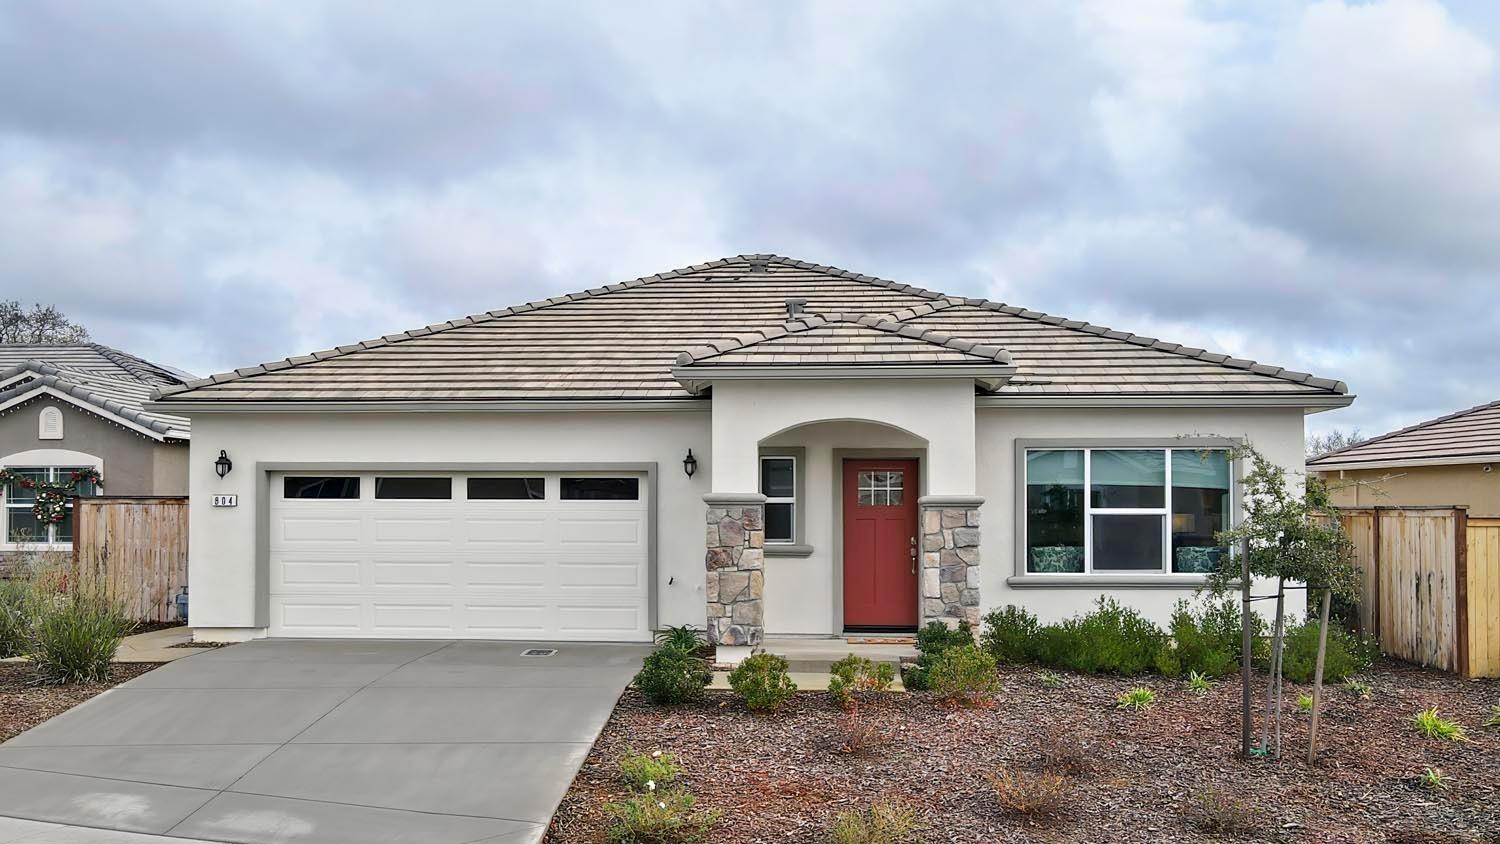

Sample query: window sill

[764,543,814,558]
[1005,574,1210,589]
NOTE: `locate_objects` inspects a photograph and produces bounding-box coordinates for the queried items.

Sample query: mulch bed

[0,662,159,743]
[130,620,187,635]
[546,660,1499,843]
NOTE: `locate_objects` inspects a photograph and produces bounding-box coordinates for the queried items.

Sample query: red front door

[842,459,919,630]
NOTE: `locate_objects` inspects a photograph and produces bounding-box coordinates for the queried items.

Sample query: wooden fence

[1333,506,1499,678]
[72,497,188,623]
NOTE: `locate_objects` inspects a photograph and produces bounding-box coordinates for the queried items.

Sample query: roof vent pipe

[784,298,808,319]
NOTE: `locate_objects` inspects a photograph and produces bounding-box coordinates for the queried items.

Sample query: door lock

[909,536,918,575]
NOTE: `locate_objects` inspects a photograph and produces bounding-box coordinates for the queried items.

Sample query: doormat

[846,637,916,645]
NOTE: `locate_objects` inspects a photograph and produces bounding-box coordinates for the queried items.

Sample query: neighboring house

[149,255,1351,657]
[0,344,193,553]
[1308,400,1500,515]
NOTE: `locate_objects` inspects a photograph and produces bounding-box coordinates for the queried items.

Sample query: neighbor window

[1024,447,1231,575]
[561,477,638,500]
[467,477,545,500]
[4,466,98,545]
[760,456,796,543]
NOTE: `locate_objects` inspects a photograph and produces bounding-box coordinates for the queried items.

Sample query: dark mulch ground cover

[547,660,1499,843]
[0,662,158,742]
[130,619,187,635]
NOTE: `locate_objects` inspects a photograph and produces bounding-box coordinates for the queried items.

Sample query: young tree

[1208,445,1359,762]
[0,301,90,344]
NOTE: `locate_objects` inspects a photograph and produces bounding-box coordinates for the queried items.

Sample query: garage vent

[521,648,557,657]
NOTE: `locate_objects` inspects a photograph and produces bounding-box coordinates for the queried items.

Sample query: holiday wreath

[0,468,104,524]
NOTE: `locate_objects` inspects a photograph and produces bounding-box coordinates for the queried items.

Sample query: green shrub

[1115,687,1157,711]
[1411,707,1466,742]
[0,579,34,659]
[28,588,130,684]
[605,789,718,844]
[980,605,1039,665]
[728,652,796,712]
[1185,670,1213,695]
[653,625,705,655]
[828,800,924,844]
[1154,598,1259,678]
[1295,694,1314,714]
[635,644,712,705]
[927,644,999,708]
[618,750,681,792]
[1278,621,1375,683]
[827,654,895,710]
[1344,678,1374,699]
[1485,704,1500,728]
[1418,767,1451,793]
[1034,598,1166,676]
[1036,670,1066,689]
[901,620,974,690]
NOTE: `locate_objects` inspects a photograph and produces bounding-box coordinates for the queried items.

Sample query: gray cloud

[1,0,1496,441]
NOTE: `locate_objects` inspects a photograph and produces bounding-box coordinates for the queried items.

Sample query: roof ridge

[1307,397,1500,465]
[87,343,188,386]
[675,309,1012,366]
[154,253,778,399]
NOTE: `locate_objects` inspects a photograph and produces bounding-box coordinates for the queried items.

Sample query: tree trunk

[1306,587,1333,764]
[1239,537,1254,758]
[1261,577,1286,759]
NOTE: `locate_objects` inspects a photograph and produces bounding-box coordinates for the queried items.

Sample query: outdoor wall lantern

[683,449,698,478]
[214,449,233,479]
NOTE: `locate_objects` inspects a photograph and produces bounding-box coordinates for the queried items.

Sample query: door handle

[910,536,918,575]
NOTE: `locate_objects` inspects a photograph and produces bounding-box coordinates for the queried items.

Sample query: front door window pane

[1090,450,1165,508]
[856,470,904,506]
[1092,514,1165,571]
[1026,450,1084,573]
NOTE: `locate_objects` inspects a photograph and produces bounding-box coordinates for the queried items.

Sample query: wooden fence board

[72,497,188,623]
[1467,518,1500,678]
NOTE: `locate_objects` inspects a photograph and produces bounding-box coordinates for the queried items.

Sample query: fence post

[1371,508,1382,645]
[1455,507,1469,679]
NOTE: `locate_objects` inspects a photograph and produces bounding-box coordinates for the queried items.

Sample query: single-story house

[1309,399,1498,515]
[150,255,1351,658]
[0,344,192,554]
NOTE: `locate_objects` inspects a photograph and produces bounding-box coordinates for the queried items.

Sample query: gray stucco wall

[0,396,187,494]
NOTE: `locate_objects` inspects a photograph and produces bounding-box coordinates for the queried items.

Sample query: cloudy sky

[3,0,1496,437]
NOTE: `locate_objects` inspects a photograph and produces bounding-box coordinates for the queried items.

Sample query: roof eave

[671,363,1018,395]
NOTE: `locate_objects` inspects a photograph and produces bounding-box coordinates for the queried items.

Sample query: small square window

[561,477,639,500]
[375,477,452,500]
[467,477,545,500]
[284,477,360,499]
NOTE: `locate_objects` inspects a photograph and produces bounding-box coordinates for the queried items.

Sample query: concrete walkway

[0,639,649,844]
[114,627,196,663]
[0,815,223,842]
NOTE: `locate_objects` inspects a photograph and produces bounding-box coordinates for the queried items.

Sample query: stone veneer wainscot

[705,495,765,646]
[919,498,982,629]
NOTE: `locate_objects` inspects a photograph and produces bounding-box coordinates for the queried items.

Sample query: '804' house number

[211,494,238,507]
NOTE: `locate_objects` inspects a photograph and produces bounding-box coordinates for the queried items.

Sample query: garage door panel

[279,517,363,544]
[268,471,650,641]
[371,560,458,588]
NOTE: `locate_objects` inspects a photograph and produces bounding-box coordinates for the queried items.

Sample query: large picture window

[1024,447,1231,575]
[4,466,98,544]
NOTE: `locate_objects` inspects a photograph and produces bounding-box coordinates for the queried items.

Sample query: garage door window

[284,476,359,499]
[468,477,545,500]
[560,477,638,500]
[375,477,452,499]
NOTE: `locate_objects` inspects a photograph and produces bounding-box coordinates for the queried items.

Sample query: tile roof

[675,312,1013,367]
[0,346,193,440]
[154,255,1349,404]
[1307,400,1500,469]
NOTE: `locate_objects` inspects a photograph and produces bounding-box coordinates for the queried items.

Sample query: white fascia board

[978,394,1355,410]
[144,398,712,414]
[671,363,1016,395]
[1307,454,1500,472]
[0,385,168,441]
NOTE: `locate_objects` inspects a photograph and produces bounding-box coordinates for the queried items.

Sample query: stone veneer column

[918,496,983,629]
[704,493,766,648]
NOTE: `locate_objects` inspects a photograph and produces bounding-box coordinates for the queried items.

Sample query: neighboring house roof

[153,255,1350,405]
[1308,400,1500,471]
[0,346,194,441]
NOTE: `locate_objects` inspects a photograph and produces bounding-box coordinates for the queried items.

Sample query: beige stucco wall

[1313,463,1500,516]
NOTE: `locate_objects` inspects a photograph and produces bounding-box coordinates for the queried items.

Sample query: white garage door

[267,471,650,641]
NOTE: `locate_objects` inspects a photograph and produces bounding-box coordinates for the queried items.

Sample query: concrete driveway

[0,639,648,844]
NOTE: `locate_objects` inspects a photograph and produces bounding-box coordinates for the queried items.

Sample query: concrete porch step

[759,637,918,675]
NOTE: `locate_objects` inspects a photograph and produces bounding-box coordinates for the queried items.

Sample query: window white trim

[759,454,797,545]
[1,449,104,550]
[1018,443,1236,577]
